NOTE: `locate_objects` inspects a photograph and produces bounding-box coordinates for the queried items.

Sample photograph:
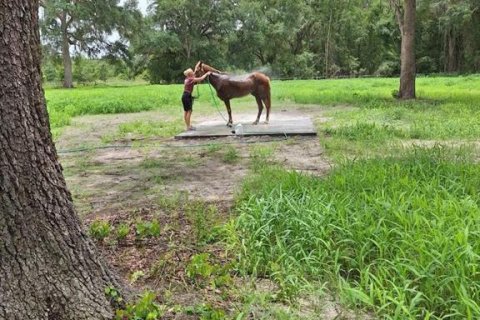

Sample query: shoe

[188,126,196,131]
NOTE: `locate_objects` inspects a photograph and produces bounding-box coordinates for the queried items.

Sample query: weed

[89,220,111,241]
[183,303,226,320]
[130,270,145,284]
[250,145,275,171]
[149,175,164,185]
[186,253,214,280]
[135,219,161,239]
[183,154,201,166]
[186,202,218,243]
[157,193,185,211]
[105,285,124,308]
[141,158,164,169]
[206,143,222,154]
[116,223,130,241]
[223,146,240,164]
[115,291,165,320]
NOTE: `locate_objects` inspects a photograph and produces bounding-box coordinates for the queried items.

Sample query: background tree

[143,0,235,83]
[390,0,417,99]
[0,0,124,318]
[40,0,480,83]
[40,0,141,88]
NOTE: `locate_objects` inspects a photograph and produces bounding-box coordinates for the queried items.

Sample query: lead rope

[205,76,229,123]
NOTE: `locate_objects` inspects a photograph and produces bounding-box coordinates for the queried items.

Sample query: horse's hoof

[226,123,233,128]
[252,121,259,125]
[264,121,269,125]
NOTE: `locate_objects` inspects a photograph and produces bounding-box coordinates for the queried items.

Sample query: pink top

[184,77,195,93]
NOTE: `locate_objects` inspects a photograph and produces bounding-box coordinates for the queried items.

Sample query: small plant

[186,202,217,243]
[135,219,161,239]
[250,145,275,171]
[116,223,130,241]
[206,143,222,154]
[186,253,214,280]
[89,220,111,241]
[105,285,123,308]
[115,291,165,320]
[184,303,226,320]
[130,270,145,284]
[222,146,239,164]
[141,158,164,169]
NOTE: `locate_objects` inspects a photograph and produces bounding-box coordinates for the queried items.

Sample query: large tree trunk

[0,1,122,319]
[61,12,74,88]
[399,0,416,99]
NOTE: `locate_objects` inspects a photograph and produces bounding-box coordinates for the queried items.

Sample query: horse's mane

[202,63,223,74]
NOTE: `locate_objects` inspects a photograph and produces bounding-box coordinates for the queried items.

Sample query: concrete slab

[175,113,317,139]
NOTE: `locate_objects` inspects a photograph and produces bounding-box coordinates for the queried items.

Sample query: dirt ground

[57,108,368,319]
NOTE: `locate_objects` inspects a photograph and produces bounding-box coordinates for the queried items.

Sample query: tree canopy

[41,0,480,84]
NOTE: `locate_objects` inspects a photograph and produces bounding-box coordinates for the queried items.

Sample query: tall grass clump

[236,146,480,319]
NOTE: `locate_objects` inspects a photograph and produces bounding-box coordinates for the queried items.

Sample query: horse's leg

[224,99,233,127]
[262,94,271,124]
[253,95,263,125]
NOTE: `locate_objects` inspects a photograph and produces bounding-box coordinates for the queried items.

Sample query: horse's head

[194,61,221,77]
[194,61,205,77]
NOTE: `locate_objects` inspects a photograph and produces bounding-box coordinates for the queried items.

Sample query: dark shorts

[182,91,193,112]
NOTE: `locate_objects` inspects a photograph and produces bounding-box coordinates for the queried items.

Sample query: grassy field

[47,76,480,319]
[46,75,480,143]
[237,147,480,319]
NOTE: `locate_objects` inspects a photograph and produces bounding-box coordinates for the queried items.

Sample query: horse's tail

[256,72,271,111]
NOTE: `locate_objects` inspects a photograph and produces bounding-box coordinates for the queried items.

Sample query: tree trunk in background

[399,0,416,99]
[0,1,121,319]
[390,0,416,99]
[61,12,74,88]
[324,11,333,78]
[445,29,457,73]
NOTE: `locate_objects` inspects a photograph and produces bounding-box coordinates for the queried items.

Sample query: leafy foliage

[41,0,480,83]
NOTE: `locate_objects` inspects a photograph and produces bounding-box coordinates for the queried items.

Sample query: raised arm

[193,71,211,83]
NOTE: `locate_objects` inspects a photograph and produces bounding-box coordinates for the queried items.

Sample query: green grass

[45,76,480,137]
[235,146,480,319]
[102,120,184,142]
[275,75,480,107]
[223,146,240,164]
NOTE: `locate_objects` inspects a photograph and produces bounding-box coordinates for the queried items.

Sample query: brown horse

[194,61,271,127]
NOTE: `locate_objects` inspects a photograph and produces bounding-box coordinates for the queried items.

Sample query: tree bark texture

[0,1,120,319]
[399,0,416,99]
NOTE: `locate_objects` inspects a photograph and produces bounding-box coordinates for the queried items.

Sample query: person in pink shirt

[182,68,211,131]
